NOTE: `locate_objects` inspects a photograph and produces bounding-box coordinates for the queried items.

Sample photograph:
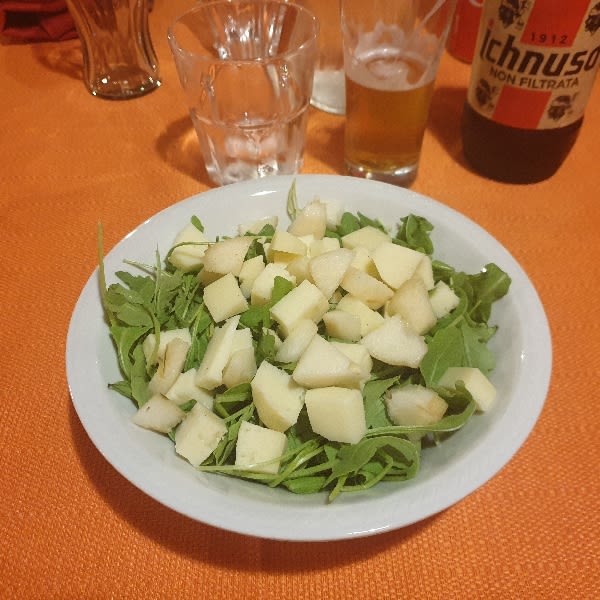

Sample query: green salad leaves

[100,193,510,503]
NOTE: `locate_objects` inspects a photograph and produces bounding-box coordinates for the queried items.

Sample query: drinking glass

[341,0,456,186]
[66,0,160,99]
[168,0,319,186]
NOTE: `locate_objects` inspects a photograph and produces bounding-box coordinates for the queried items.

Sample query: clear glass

[296,0,345,114]
[168,1,319,186]
[341,0,456,186]
[66,0,160,99]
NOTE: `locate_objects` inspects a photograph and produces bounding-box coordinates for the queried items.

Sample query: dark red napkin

[0,0,76,42]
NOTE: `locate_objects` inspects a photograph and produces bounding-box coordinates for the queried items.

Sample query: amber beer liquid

[462,0,600,183]
[344,48,436,185]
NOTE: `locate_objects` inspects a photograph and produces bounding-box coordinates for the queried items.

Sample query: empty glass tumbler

[66,0,160,99]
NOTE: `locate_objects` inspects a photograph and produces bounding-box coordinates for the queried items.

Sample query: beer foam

[346,22,440,90]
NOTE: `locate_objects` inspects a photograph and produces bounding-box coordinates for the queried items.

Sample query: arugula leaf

[394,214,434,254]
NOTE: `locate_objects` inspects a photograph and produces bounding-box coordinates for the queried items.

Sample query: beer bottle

[461,0,600,183]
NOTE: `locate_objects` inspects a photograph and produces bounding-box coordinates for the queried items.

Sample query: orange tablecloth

[2,2,599,598]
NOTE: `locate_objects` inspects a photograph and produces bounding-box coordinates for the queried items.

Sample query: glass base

[88,71,161,100]
[310,69,345,115]
[344,160,418,187]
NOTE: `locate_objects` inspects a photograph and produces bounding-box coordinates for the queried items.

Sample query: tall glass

[341,0,456,186]
[66,0,160,99]
[168,1,318,186]
[296,0,345,114]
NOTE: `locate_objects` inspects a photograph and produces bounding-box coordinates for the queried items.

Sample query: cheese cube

[438,367,497,412]
[250,263,296,306]
[235,421,287,475]
[237,215,278,235]
[239,255,265,298]
[195,315,240,390]
[251,361,305,432]
[305,387,366,444]
[203,272,248,322]
[270,279,329,337]
[175,403,227,467]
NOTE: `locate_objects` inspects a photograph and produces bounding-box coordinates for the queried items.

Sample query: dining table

[1,1,599,598]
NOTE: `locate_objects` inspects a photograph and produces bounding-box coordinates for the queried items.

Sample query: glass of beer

[341,0,456,186]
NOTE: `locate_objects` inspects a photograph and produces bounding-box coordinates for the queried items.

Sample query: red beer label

[447,0,484,63]
[467,0,600,129]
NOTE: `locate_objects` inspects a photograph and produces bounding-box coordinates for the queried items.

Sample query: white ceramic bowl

[66,175,551,541]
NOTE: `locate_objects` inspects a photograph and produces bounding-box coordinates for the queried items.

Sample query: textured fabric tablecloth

[1,1,599,598]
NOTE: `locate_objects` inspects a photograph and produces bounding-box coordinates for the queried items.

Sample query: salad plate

[66,175,551,541]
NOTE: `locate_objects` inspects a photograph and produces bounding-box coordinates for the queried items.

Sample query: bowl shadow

[69,399,435,569]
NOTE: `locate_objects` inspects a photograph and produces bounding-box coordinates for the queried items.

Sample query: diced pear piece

[309,236,340,258]
[322,310,361,342]
[360,315,428,368]
[251,361,305,432]
[269,230,307,258]
[197,269,224,286]
[305,387,366,444]
[250,263,295,306]
[429,281,460,318]
[438,367,497,412]
[148,337,190,395]
[371,242,425,290]
[237,215,278,235]
[341,225,391,252]
[238,255,265,298]
[270,279,329,337]
[203,272,248,322]
[222,329,256,388]
[414,255,435,290]
[174,403,227,467]
[165,368,214,409]
[330,341,373,381]
[385,384,448,426]
[132,394,186,433]
[335,294,384,336]
[340,267,393,309]
[274,319,318,363]
[195,315,240,390]
[168,223,209,272]
[386,277,437,335]
[309,248,354,300]
[142,328,191,366]
[324,199,343,229]
[234,421,287,475]
[292,335,364,389]
[201,236,253,277]
[350,246,379,277]
[288,199,327,239]
[286,255,311,284]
